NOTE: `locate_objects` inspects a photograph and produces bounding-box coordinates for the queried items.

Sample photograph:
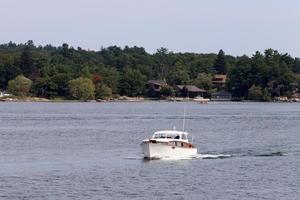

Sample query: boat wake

[127,150,288,161]
[222,149,288,158]
[196,154,232,159]
[148,154,232,161]
[160,154,232,160]
[131,154,232,161]
[255,151,284,157]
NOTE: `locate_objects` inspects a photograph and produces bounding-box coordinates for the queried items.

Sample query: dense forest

[0,40,299,101]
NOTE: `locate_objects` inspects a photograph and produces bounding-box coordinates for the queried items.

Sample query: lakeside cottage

[147,80,168,92]
[212,74,227,88]
[176,85,207,98]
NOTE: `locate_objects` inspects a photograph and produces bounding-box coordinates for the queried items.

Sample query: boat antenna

[182,106,186,132]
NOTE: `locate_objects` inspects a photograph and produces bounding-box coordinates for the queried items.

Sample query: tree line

[0,40,299,101]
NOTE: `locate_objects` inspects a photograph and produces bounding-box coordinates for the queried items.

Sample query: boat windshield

[153,133,181,139]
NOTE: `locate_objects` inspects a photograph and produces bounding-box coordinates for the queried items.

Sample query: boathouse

[211,90,232,101]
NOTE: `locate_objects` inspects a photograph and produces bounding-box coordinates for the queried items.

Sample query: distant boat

[193,96,210,104]
[141,130,197,159]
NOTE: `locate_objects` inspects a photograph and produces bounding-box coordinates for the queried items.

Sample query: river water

[0,102,299,200]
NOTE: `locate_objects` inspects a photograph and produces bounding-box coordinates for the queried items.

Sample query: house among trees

[148,80,168,92]
[176,85,207,98]
[211,90,232,101]
[212,74,227,88]
[147,80,168,97]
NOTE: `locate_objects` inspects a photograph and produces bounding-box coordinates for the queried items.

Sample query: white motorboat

[193,96,210,104]
[141,130,197,159]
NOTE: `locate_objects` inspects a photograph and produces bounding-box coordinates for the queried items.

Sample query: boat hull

[141,142,197,159]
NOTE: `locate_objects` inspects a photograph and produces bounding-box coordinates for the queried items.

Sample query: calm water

[0,102,299,200]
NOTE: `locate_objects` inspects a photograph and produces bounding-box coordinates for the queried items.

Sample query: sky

[0,0,300,56]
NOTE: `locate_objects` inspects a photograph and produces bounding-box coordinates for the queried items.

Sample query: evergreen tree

[19,46,36,76]
[213,49,227,74]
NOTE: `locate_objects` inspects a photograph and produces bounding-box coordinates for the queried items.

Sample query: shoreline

[0,96,299,103]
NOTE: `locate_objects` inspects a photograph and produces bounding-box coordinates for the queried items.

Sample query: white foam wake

[125,154,232,161]
[153,154,232,161]
[197,154,232,159]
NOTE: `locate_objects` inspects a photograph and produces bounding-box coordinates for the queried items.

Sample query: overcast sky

[0,0,299,56]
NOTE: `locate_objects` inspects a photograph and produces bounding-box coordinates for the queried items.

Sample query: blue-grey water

[0,102,299,200]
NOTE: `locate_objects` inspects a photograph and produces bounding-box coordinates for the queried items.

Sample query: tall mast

[182,106,186,132]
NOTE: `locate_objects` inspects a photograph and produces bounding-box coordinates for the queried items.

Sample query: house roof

[212,74,227,83]
[148,80,167,86]
[177,85,207,93]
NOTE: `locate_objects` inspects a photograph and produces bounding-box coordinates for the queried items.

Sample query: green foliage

[8,75,32,96]
[32,73,72,98]
[0,65,22,89]
[248,85,263,100]
[0,41,299,100]
[227,50,298,100]
[262,88,272,101]
[32,77,58,97]
[227,65,252,97]
[167,61,190,85]
[213,49,227,74]
[19,46,36,75]
[68,77,95,100]
[248,85,273,102]
[95,84,112,99]
[119,68,146,97]
[101,68,119,94]
[160,85,175,97]
[193,73,213,90]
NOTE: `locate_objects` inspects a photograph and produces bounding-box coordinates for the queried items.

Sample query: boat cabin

[152,131,188,141]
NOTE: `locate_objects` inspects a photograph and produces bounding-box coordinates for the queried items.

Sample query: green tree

[51,73,73,96]
[101,68,119,94]
[262,88,272,101]
[119,68,146,96]
[159,85,175,97]
[167,61,190,85]
[227,65,252,97]
[293,58,300,73]
[154,47,172,80]
[0,65,22,89]
[19,46,36,75]
[32,77,58,97]
[80,65,91,78]
[193,73,212,90]
[68,77,95,100]
[248,85,263,100]
[213,49,227,74]
[8,75,32,96]
[95,84,112,99]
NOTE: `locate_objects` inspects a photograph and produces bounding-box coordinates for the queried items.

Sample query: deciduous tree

[68,77,95,100]
[8,75,32,96]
